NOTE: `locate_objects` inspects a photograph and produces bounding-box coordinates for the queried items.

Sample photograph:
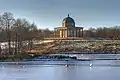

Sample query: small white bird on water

[65,64,69,67]
[90,63,93,67]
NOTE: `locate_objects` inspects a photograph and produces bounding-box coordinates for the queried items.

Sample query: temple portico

[54,14,83,38]
[54,27,83,38]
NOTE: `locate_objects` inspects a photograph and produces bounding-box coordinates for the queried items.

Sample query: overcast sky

[0,0,120,30]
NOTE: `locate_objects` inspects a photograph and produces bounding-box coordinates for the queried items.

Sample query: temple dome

[62,14,75,27]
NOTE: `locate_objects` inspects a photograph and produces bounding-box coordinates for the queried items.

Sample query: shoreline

[0,59,120,67]
[0,58,120,62]
[49,51,120,54]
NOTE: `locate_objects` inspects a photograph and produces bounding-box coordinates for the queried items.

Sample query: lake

[0,60,120,80]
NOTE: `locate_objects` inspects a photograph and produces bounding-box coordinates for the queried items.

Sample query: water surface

[0,60,120,80]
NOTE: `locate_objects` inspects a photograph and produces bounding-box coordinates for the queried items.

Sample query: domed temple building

[54,14,83,38]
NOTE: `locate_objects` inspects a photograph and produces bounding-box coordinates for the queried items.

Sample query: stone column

[71,29,73,37]
[64,29,66,37]
[79,29,81,37]
[68,29,70,37]
[72,29,74,37]
[73,29,75,37]
[60,30,62,37]
[64,30,66,37]
[67,29,69,37]
[72,29,73,37]
[62,30,63,38]
[82,29,83,37]
[63,30,64,38]
[65,29,66,37]
[66,29,68,37]
[78,29,79,37]
[69,29,71,37]
[76,29,77,37]
[77,29,79,37]
[67,29,68,37]
[74,29,76,37]
[63,30,65,38]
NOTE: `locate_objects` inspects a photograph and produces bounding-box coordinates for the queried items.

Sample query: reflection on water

[0,60,120,80]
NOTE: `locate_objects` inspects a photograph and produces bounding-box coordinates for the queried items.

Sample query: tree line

[84,27,120,40]
[0,12,52,55]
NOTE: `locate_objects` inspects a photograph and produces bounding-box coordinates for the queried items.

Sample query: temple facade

[54,14,83,38]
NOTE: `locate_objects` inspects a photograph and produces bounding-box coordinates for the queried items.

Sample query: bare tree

[1,12,15,54]
[12,18,30,54]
